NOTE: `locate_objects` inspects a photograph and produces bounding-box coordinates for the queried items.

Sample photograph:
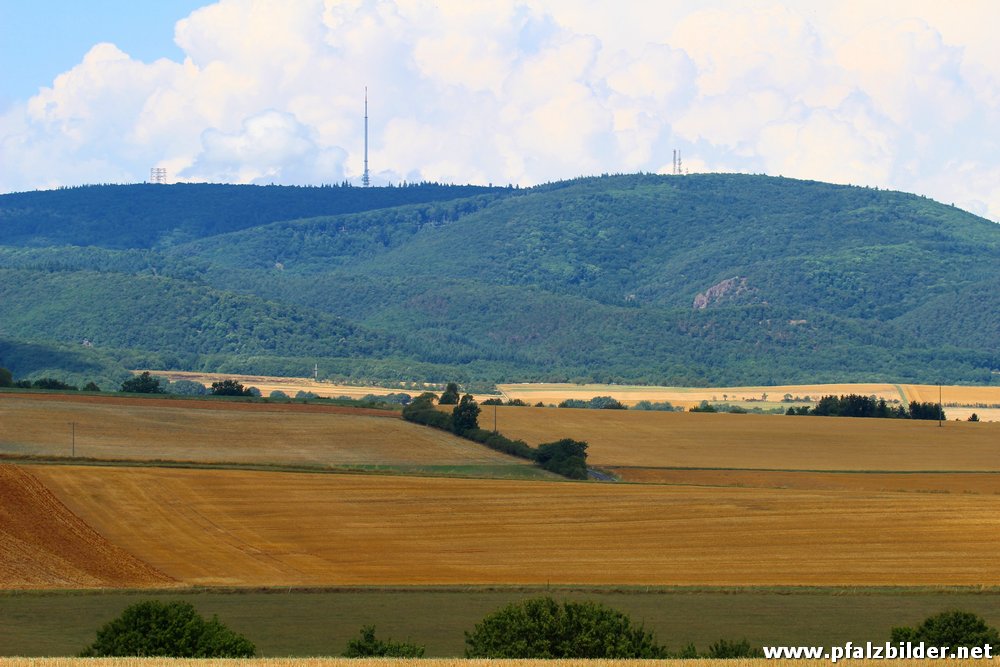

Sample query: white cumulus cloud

[0,0,998,221]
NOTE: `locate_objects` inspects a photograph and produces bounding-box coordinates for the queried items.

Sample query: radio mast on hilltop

[362,87,370,187]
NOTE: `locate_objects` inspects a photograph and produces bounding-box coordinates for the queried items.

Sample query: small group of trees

[786,394,945,420]
[402,389,589,479]
[558,395,626,409]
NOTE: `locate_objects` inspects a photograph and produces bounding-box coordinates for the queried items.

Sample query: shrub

[891,610,1000,651]
[79,600,255,658]
[705,638,764,658]
[167,380,207,396]
[342,625,424,658]
[633,400,677,411]
[534,438,588,480]
[465,596,668,658]
[211,379,253,396]
[269,390,289,400]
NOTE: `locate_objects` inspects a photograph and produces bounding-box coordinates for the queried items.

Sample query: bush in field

[465,596,668,658]
[704,638,764,658]
[167,379,207,396]
[535,438,589,479]
[891,610,1000,651]
[269,389,289,400]
[0,367,13,387]
[210,379,253,396]
[79,600,255,658]
[120,371,165,394]
[342,625,424,657]
[633,400,678,411]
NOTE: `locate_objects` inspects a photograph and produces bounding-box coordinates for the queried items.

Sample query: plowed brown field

[0,464,172,589]
[0,394,531,469]
[27,465,1000,587]
[491,407,1000,471]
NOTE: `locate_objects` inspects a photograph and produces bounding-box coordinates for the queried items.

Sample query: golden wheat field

[19,464,1000,588]
[0,394,531,469]
[10,661,999,667]
[489,406,1000,471]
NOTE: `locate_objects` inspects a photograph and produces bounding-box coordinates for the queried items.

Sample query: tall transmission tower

[362,87,370,187]
[150,167,167,184]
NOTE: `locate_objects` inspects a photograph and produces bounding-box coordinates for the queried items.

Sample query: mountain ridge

[1,173,997,388]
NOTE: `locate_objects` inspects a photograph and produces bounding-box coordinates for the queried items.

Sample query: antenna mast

[362,87,370,187]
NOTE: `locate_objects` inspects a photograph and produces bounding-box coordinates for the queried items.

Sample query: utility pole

[493,402,498,434]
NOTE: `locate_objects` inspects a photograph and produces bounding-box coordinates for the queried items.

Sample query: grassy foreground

[6,588,1000,657]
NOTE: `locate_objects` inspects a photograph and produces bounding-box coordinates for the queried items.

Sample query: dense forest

[1,174,997,389]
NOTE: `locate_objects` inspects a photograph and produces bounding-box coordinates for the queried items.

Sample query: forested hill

[1,173,997,389]
[0,182,511,248]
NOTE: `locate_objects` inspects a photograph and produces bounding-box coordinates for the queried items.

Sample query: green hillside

[1,174,997,387]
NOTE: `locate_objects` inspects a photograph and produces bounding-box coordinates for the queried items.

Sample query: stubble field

[0,393,543,476]
[490,405,1000,472]
[22,463,1000,588]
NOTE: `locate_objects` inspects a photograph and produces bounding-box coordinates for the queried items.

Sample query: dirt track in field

[491,406,1000,471]
[0,464,173,589]
[26,465,1000,588]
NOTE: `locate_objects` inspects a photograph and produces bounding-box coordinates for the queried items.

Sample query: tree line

[786,393,945,420]
[402,384,589,479]
[77,597,1000,660]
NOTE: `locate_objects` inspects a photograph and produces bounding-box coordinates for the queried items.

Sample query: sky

[1,0,998,221]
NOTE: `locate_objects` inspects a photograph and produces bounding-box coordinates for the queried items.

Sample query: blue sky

[1,1,998,221]
[0,1,206,107]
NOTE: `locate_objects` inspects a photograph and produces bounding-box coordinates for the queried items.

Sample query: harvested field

[26,465,1000,587]
[610,468,1000,493]
[491,406,1000,471]
[0,394,535,471]
[0,464,172,589]
[901,383,1000,407]
[498,381,906,408]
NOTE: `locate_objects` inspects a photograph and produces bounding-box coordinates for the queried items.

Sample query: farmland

[23,464,1000,588]
[0,464,173,589]
[5,389,1000,657]
[498,381,1000,420]
[0,393,546,478]
[490,405,1000,472]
